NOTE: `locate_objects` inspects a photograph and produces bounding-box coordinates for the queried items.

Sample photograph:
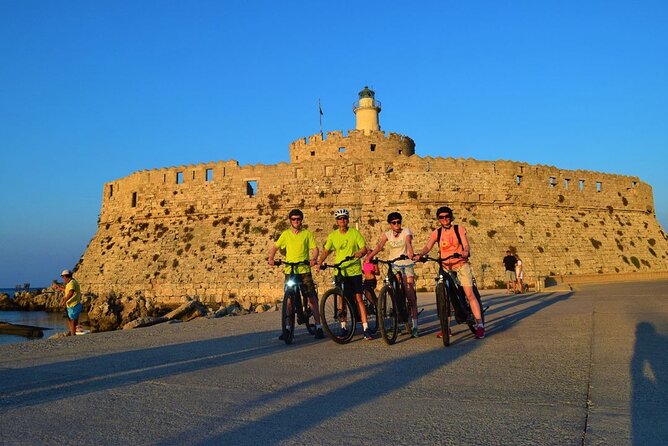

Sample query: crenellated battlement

[289,129,415,163]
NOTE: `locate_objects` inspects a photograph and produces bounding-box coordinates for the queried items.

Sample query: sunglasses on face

[336,216,348,221]
[390,220,401,225]
[290,217,302,221]
[438,214,452,220]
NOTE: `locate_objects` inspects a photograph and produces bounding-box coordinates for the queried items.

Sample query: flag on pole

[319,98,323,137]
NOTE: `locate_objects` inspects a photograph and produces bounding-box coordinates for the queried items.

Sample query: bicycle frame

[274,259,315,343]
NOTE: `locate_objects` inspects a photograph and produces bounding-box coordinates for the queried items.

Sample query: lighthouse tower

[353,86,381,133]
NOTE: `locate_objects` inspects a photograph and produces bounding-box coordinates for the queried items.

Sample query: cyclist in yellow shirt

[268,209,324,339]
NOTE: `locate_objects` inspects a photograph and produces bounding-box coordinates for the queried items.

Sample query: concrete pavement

[0,281,666,445]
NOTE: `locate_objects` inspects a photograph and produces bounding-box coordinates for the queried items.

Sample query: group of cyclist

[267,205,485,342]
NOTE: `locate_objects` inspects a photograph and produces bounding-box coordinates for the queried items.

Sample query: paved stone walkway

[0,281,666,445]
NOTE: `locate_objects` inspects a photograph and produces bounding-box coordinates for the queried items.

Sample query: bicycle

[417,254,485,347]
[372,255,415,345]
[319,256,379,344]
[273,259,316,344]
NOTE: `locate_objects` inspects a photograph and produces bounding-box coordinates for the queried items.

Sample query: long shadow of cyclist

[160,290,574,445]
[631,322,668,445]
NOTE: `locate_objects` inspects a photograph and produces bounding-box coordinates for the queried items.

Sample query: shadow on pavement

[158,290,574,445]
[631,322,668,445]
[0,329,318,410]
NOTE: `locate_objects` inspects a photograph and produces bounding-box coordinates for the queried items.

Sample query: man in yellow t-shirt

[268,209,323,339]
[54,269,82,336]
[317,208,373,340]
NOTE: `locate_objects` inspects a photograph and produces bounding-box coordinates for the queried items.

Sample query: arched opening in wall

[177,172,184,184]
[398,149,403,155]
[632,181,637,188]
[516,175,522,186]
[596,181,602,192]
[579,179,585,191]
[192,171,196,180]
[131,192,137,208]
[370,144,376,152]
[206,169,213,182]
[549,177,556,189]
[108,184,113,198]
[246,180,258,197]
[163,173,167,183]
[339,147,346,153]
[565,178,570,190]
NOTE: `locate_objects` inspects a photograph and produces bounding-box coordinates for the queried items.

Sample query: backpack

[437,225,465,256]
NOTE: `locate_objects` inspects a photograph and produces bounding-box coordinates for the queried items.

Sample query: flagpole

[318,98,323,138]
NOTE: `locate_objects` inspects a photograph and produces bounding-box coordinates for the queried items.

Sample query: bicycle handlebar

[371,254,409,265]
[416,253,461,263]
[319,255,357,270]
[274,259,310,267]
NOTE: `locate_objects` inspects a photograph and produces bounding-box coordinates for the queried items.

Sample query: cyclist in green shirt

[316,208,373,340]
[268,209,324,339]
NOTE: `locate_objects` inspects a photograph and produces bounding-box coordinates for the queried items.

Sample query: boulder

[122,316,169,330]
[0,293,18,310]
[88,292,160,332]
[164,299,210,321]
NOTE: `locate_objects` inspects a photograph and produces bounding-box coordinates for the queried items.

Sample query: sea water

[0,288,67,345]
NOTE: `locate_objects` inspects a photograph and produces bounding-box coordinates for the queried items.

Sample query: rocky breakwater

[0,292,18,310]
[4,287,278,335]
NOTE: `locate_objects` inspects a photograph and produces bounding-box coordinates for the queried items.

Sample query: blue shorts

[67,302,82,320]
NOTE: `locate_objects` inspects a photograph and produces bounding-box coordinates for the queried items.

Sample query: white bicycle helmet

[334,208,350,218]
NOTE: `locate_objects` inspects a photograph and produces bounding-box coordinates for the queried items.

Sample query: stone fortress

[75,87,668,306]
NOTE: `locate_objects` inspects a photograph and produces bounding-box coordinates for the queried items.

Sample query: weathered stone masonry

[74,89,668,307]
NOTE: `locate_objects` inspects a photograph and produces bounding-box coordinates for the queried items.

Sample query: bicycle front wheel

[319,289,355,344]
[282,291,296,345]
[364,288,379,334]
[378,286,398,345]
[436,283,451,347]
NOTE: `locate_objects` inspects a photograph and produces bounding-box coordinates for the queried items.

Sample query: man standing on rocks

[503,250,518,294]
[53,269,82,336]
[268,209,324,339]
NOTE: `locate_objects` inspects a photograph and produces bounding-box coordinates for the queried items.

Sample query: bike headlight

[286,279,296,287]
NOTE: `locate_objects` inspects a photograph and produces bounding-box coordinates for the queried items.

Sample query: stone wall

[74,149,668,308]
[289,129,415,163]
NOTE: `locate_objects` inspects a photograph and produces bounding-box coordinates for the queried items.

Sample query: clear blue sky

[1,1,666,287]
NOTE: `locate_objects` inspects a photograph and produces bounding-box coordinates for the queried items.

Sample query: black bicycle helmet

[436,206,453,219]
[288,209,304,219]
[387,212,402,223]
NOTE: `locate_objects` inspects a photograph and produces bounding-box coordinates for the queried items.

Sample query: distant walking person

[503,251,518,294]
[515,255,525,293]
[53,269,82,336]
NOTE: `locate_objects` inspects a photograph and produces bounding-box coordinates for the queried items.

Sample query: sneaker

[475,326,485,339]
[411,327,419,338]
[436,329,453,339]
[337,327,348,339]
[363,329,374,340]
[315,328,324,339]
